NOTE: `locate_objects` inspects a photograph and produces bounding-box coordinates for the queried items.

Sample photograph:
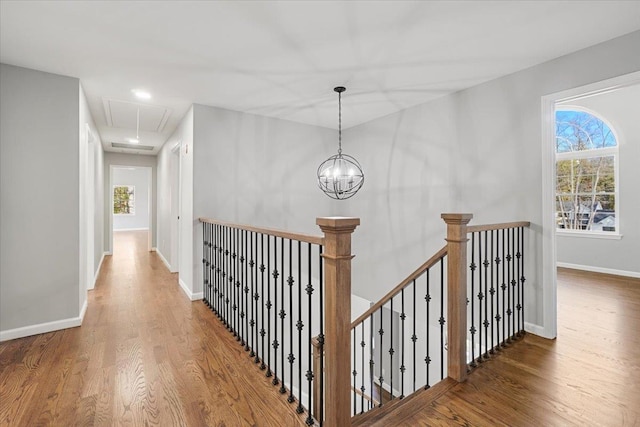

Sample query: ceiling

[1,1,639,155]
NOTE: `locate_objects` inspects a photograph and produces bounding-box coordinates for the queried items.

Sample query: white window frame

[555,106,620,239]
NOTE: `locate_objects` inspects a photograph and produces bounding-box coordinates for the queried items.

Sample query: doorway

[541,71,640,339]
[109,165,153,255]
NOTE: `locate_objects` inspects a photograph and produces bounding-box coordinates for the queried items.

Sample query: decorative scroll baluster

[266,235,273,378]
[287,239,295,401]
[426,269,431,389]
[296,241,304,414]
[318,245,324,424]
[279,237,286,393]
[260,234,266,370]
[389,298,394,399]
[483,230,489,359]
[469,232,476,367]
[352,328,357,415]
[412,279,417,394]
[360,323,366,413]
[400,288,405,399]
[520,226,526,336]
[439,256,445,381]
[369,314,374,410]
[305,242,314,426]
[490,230,495,354]
[501,229,506,347]
[477,231,483,363]
[378,307,384,406]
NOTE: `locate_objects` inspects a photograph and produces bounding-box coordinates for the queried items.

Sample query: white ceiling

[1,1,639,155]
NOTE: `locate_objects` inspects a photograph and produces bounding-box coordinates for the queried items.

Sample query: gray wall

[112,167,151,231]
[181,31,640,332]
[103,152,157,252]
[0,64,80,331]
[556,84,640,274]
[191,104,339,296]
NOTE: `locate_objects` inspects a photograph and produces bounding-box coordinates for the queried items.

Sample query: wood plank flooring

[0,231,308,426]
[357,267,640,426]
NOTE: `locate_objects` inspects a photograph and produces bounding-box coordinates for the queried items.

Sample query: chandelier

[317,87,365,200]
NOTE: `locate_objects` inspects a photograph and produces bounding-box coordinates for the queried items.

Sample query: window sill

[556,230,622,240]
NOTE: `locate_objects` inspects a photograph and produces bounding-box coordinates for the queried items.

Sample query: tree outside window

[114,185,135,215]
[555,109,618,233]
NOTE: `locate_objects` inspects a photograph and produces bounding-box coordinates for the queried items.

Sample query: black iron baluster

[520,227,526,336]
[234,228,239,339]
[412,279,417,394]
[209,224,214,308]
[378,306,384,406]
[369,314,374,410]
[272,237,280,385]
[224,226,229,329]
[287,239,295,402]
[425,268,431,389]
[400,288,405,399]
[439,257,445,381]
[360,323,366,413]
[305,242,314,426]
[250,231,256,358]
[516,227,522,336]
[240,230,249,351]
[260,233,266,370]
[507,228,513,342]
[478,231,484,362]
[511,228,517,339]
[266,235,273,378]
[244,230,250,350]
[490,230,495,354]
[202,224,207,305]
[501,228,506,347]
[279,237,286,392]
[389,298,394,399]
[296,240,304,414]
[469,232,477,367]
[483,230,489,358]
[353,327,357,415]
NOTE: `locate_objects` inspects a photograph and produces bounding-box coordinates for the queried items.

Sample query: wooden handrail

[467,221,530,233]
[350,245,448,329]
[351,386,380,406]
[199,217,324,245]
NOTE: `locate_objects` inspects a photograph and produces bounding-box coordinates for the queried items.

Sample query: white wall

[1,64,81,336]
[556,84,640,276]
[156,108,192,273]
[103,152,157,253]
[80,83,105,294]
[112,167,151,231]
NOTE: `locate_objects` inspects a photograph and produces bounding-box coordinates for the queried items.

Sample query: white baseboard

[114,227,149,232]
[156,248,172,272]
[88,252,107,290]
[0,300,88,342]
[557,262,640,279]
[179,278,203,301]
[104,251,113,256]
[524,322,552,338]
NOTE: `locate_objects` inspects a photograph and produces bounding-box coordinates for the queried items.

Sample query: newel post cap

[316,217,360,232]
[441,213,473,224]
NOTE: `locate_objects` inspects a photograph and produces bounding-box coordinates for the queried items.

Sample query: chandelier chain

[338,90,342,155]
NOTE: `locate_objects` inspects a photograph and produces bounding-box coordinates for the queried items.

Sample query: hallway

[0,231,307,426]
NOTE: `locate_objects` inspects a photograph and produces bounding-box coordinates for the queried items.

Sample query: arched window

[555,108,618,233]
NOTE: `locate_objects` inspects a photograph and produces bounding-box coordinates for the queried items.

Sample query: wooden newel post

[317,217,360,427]
[441,213,473,382]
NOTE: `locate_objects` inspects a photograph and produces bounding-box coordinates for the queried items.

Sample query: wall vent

[111,142,155,151]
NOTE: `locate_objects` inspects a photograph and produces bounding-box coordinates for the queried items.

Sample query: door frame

[540,70,640,339]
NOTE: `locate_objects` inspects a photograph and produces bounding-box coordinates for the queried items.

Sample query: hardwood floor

[0,231,307,426]
[356,267,640,426]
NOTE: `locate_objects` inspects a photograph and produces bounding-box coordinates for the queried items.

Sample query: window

[114,185,135,215]
[555,109,618,233]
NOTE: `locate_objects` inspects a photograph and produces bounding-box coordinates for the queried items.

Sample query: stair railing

[200,214,529,426]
